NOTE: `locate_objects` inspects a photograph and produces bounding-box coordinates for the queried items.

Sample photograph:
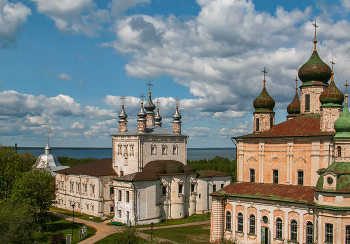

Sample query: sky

[1,0,350,148]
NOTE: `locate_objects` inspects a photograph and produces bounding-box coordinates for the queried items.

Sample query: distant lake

[17,147,236,161]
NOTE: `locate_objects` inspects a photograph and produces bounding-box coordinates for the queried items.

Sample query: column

[244,206,248,242]
[257,207,261,242]
[259,141,265,183]
[284,210,289,240]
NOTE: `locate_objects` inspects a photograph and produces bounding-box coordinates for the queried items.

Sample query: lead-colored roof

[55,158,117,176]
[212,181,314,204]
[235,114,335,139]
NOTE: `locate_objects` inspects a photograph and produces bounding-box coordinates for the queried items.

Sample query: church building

[210,22,350,244]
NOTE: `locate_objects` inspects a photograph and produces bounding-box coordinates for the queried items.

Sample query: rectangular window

[126,191,129,202]
[273,170,278,184]
[118,144,122,155]
[256,118,259,131]
[250,169,255,182]
[76,183,80,193]
[173,145,178,155]
[221,184,224,189]
[199,194,201,198]
[110,187,114,195]
[178,184,183,194]
[91,205,94,212]
[213,184,216,193]
[151,145,156,155]
[325,223,333,243]
[91,185,95,195]
[118,190,122,201]
[305,94,310,111]
[126,211,129,220]
[191,184,195,193]
[162,186,167,195]
[84,184,87,193]
[124,145,128,156]
[86,204,89,211]
[118,210,121,218]
[130,145,134,156]
[346,225,350,244]
[162,145,167,155]
[237,213,243,232]
[110,206,114,213]
[70,182,74,192]
[298,171,304,185]
[270,117,274,128]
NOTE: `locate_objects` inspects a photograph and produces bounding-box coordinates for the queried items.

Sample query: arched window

[173,144,178,155]
[290,220,298,242]
[226,211,231,230]
[306,221,313,243]
[256,118,260,131]
[276,218,283,239]
[249,214,255,234]
[337,146,341,157]
[151,144,157,155]
[162,144,168,155]
[237,213,243,232]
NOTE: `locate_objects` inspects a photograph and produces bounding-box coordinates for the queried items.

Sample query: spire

[334,81,350,138]
[173,98,182,134]
[253,68,275,113]
[287,77,300,116]
[320,60,344,107]
[155,99,162,127]
[298,20,331,86]
[45,131,51,155]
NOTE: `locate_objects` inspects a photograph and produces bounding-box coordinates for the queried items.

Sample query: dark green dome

[334,98,350,138]
[298,51,332,85]
[316,162,350,192]
[320,75,344,107]
[253,84,275,113]
[287,91,300,115]
[166,163,184,174]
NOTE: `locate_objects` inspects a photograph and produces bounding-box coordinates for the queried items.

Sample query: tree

[0,146,36,199]
[11,169,56,213]
[0,199,38,244]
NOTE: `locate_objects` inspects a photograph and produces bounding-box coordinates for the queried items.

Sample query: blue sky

[0,0,350,148]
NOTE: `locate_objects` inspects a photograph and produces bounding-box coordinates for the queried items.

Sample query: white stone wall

[112,136,139,175]
[300,85,326,115]
[321,107,343,132]
[55,174,114,218]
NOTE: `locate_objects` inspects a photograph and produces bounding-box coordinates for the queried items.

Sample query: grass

[33,213,96,243]
[137,212,210,227]
[50,206,106,222]
[141,224,210,243]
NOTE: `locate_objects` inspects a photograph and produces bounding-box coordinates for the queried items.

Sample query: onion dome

[118,104,128,122]
[253,81,275,113]
[320,72,344,107]
[155,107,162,126]
[34,144,69,175]
[144,92,156,112]
[334,94,350,138]
[287,87,300,115]
[173,105,182,120]
[137,102,147,120]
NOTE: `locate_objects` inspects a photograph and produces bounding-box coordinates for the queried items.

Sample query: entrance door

[261,227,269,244]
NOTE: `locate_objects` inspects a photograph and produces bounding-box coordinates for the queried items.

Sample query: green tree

[0,199,38,244]
[11,169,56,214]
[0,146,36,199]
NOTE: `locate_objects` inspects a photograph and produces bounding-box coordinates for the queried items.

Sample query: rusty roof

[113,172,160,182]
[236,114,335,139]
[196,170,231,178]
[55,158,117,176]
[213,182,315,204]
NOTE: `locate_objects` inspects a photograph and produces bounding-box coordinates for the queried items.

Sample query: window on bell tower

[305,94,310,111]
[256,118,259,131]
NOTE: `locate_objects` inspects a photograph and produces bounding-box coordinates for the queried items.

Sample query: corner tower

[253,68,275,133]
[298,20,332,115]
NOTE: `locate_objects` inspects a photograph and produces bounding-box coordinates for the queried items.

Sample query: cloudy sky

[1,0,350,148]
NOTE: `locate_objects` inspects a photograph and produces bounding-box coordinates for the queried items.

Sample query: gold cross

[120,95,126,105]
[313,19,318,40]
[139,93,145,102]
[330,59,335,71]
[146,81,153,92]
[175,97,179,106]
[345,80,349,95]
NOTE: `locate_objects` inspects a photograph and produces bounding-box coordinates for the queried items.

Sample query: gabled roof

[55,158,117,176]
[113,172,160,182]
[212,182,315,204]
[196,170,231,178]
[235,114,335,139]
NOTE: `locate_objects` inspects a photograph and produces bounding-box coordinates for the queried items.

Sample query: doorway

[261,227,269,244]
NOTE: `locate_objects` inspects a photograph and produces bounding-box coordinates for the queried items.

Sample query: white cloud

[58,73,73,80]
[70,121,86,130]
[108,0,151,16]
[0,0,31,47]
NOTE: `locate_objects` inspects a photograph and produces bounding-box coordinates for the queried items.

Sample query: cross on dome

[139,93,145,103]
[120,95,126,105]
[146,81,153,92]
[330,59,335,71]
[156,99,160,108]
[175,97,179,107]
[345,80,349,95]
[262,67,267,88]
[313,19,318,51]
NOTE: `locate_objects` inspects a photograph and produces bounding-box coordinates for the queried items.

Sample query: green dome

[287,90,300,115]
[316,161,350,192]
[253,83,275,113]
[334,98,350,138]
[298,51,332,85]
[320,75,344,107]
